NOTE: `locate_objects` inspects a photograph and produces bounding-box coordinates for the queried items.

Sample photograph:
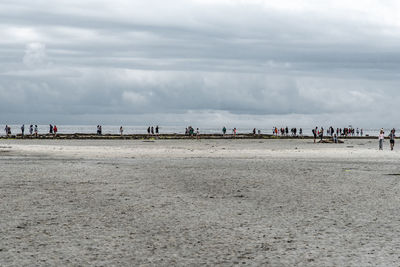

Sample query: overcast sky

[1,0,399,127]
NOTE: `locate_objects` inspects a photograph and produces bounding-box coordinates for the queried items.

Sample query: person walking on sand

[21,124,25,138]
[155,125,159,135]
[196,128,200,139]
[120,126,123,136]
[222,126,226,135]
[389,129,396,151]
[34,125,38,137]
[29,125,33,136]
[151,126,154,135]
[53,125,58,136]
[49,124,53,134]
[379,129,385,150]
[5,125,8,136]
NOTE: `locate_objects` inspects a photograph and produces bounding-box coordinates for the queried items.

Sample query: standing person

[147,126,151,135]
[361,129,363,137]
[320,127,324,141]
[379,129,385,150]
[53,125,58,136]
[29,125,33,136]
[312,128,317,143]
[222,126,227,135]
[155,125,159,135]
[196,128,200,139]
[5,125,8,136]
[34,125,38,137]
[151,126,154,135]
[21,124,25,138]
[299,128,303,137]
[233,128,237,136]
[389,129,396,151]
[49,124,53,134]
[120,126,123,136]
[99,125,102,135]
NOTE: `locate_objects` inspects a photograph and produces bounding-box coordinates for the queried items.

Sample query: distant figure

[233,128,237,136]
[53,125,58,136]
[299,128,303,137]
[151,126,154,135]
[379,129,384,150]
[34,125,38,137]
[120,126,123,136]
[222,126,227,135]
[155,125,159,135]
[389,129,396,151]
[188,126,194,137]
[147,126,151,135]
[5,125,8,136]
[97,125,100,135]
[320,127,324,141]
[253,128,256,135]
[29,125,33,135]
[99,125,102,135]
[196,128,200,139]
[21,124,25,138]
[333,134,338,143]
[360,129,363,137]
[312,128,317,143]
[356,128,359,136]
[258,129,261,135]
[49,124,53,134]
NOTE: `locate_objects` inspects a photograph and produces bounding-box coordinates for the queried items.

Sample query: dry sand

[1,138,400,266]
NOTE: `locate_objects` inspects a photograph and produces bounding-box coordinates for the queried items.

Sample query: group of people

[379,128,396,151]
[147,126,159,135]
[49,124,58,135]
[185,126,200,138]
[4,124,57,138]
[272,127,303,137]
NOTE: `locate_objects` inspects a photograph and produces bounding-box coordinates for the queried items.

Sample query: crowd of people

[0,124,397,150]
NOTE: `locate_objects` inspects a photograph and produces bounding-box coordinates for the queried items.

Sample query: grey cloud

[0,0,400,127]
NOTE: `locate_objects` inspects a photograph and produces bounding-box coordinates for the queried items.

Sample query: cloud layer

[1,0,399,127]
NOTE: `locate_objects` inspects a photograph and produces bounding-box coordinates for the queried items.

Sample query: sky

[1,0,400,128]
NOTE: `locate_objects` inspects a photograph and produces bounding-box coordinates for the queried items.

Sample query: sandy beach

[1,138,400,266]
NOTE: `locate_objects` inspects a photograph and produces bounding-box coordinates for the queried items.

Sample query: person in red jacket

[53,125,58,136]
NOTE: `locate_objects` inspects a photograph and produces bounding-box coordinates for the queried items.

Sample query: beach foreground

[1,139,400,266]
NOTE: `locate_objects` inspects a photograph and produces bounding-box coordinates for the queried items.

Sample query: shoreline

[0,133,385,140]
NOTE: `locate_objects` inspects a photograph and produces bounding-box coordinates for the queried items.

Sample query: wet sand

[1,139,400,266]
